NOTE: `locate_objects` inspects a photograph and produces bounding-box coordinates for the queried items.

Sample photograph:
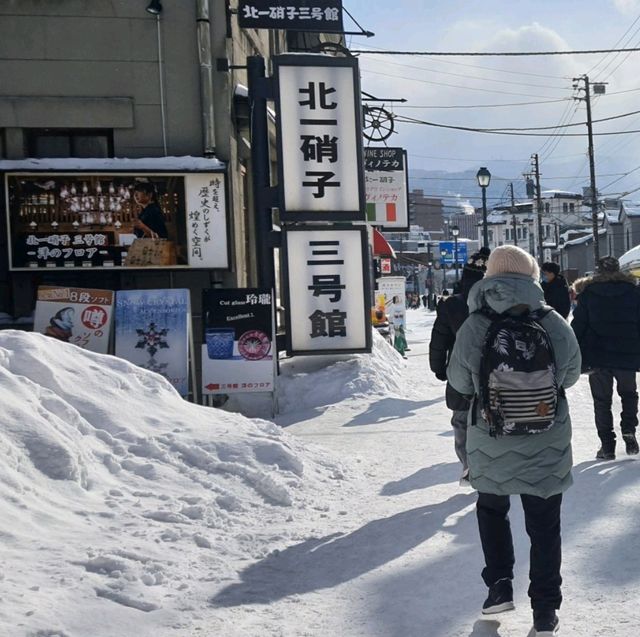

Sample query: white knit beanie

[485,245,540,280]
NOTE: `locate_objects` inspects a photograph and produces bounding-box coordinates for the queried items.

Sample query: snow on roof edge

[0,156,226,172]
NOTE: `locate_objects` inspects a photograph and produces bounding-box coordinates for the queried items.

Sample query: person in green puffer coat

[447,245,581,637]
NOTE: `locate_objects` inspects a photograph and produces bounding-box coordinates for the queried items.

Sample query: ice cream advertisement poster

[201,288,275,395]
[115,289,190,397]
[34,286,114,354]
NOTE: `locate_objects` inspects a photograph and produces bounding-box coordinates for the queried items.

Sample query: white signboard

[276,55,365,221]
[364,148,409,231]
[34,286,114,354]
[284,227,371,354]
[185,173,228,269]
[376,276,407,330]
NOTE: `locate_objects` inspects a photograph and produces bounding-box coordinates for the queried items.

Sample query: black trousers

[588,368,638,443]
[477,492,563,610]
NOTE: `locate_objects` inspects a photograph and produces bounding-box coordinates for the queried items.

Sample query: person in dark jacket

[541,262,571,319]
[571,256,640,459]
[133,182,168,239]
[429,247,490,482]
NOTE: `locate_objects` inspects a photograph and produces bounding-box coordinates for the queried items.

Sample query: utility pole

[510,182,518,246]
[574,74,606,266]
[531,153,544,265]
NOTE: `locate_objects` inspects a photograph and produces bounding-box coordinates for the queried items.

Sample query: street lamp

[427,261,433,309]
[451,225,460,283]
[476,166,491,249]
[441,249,447,290]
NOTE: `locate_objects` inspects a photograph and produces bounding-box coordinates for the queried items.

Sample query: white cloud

[613,0,640,15]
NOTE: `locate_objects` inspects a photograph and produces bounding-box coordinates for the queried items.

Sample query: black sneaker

[533,609,559,635]
[481,578,514,615]
[623,433,639,455]
[596,445,615,460]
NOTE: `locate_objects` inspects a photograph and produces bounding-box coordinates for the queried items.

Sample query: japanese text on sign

[238,1,343,31]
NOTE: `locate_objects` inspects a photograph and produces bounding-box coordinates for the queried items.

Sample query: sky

[344,0,640,202]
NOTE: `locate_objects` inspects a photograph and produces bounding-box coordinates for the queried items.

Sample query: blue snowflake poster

[115,289,190,397]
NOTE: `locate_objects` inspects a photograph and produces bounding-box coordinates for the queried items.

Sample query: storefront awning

[372,227,396,258]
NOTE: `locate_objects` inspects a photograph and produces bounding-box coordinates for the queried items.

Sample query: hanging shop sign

[115,289,191,397]
[380,257,392,274]
[439,241,468,265]
[283,226,371,355]
[34,286,114,354]
[274,54,365,221]
[238,0,343,32]
[5,172,228,271]
[201,288,275,395]
[364,147,410,231]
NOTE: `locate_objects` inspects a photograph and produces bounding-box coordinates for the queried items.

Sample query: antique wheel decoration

[362,106,395,142]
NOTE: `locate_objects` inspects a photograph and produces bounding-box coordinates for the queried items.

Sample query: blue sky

[342,0,640,201]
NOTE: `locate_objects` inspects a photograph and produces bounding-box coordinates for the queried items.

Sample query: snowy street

[2,309,640,636]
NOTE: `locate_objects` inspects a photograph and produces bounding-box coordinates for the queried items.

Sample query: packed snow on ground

[4,309,640,637]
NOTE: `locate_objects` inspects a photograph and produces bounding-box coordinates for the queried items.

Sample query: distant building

[409,189,444,233]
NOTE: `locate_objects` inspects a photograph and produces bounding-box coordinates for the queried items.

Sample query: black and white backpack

[476,308,558,437]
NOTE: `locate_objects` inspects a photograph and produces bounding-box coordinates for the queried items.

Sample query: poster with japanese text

[376,277,407,330]
[275,55,365,221]
[5,172,227,270]
[364,147,409,231]
[33,286,114,354]
[201,288,275,395]
[284,227,371,355]
[114,289,190,397]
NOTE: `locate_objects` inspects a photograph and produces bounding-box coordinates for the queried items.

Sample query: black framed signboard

[282,225,371,355]
[4,171,229,271]
[274,54,366,222]
[238,1,343,32]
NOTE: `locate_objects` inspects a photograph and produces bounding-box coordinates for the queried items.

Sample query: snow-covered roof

[620,243,640,270]
[605,210,620,224]
[561,228,606,247]
[541,189,581,199]
[621,203,640,217]
[0,156,226,172]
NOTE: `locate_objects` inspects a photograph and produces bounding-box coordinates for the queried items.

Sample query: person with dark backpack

[447,245,581,637]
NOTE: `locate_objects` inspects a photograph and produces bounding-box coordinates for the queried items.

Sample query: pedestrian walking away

[447,245,581,636]
[429,248,490,484]
[541,262,571,319]
[571,256,640,459]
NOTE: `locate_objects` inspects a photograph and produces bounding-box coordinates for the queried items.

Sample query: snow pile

[277,330,405,413]
[0,330,352,637]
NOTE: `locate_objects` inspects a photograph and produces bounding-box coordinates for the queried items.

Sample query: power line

[393,98,572,109]
[360,68,564,99]
[352,47,640,56]
[358,56,569,90]
[588,12,640,75]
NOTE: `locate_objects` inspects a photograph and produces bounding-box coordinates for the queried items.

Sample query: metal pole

[533,153,544,265]
[584,75,601,265]
[510,182,518,246]
[196,0,216,156]
[247,56,275,290]
[481,186,489,249]
[454,235,459,282]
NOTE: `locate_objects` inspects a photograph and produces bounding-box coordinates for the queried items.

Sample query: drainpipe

[196,0,216,156]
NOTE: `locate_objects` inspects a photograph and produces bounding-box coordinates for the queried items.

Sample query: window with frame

[26,128,113,158]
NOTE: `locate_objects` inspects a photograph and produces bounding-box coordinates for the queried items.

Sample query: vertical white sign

[277,57,364,218]
[185,173,228,268]
[285,228,370,353]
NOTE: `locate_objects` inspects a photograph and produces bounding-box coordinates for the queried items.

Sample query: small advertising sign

[283,226,371,355]
[376,276,407,330]
[34,286,114,354]
[5,172,228,270]
[364,147,409,231]
[381,257,392,274]
[238,0,343,32]
[115,289,191,397]
[439,241,468,265]
[275,54,365,221]
[201,288,275,395]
